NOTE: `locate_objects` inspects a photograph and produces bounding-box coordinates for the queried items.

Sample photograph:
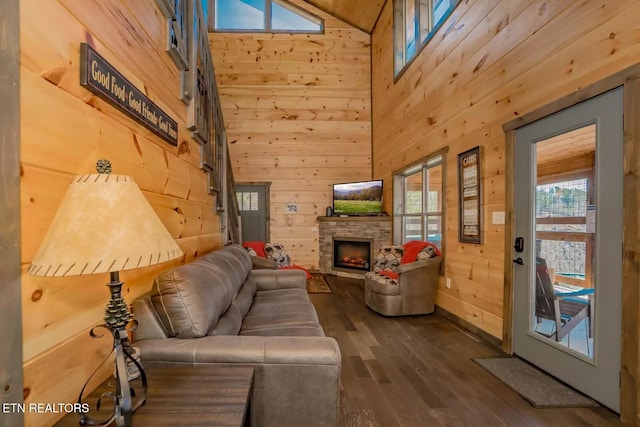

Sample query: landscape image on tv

[333,180,383,214]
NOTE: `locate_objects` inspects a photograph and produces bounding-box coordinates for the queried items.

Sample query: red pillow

[380,270,399,280]
[280,265,312,280]
[401,241,441,264]
[242,241,266,258]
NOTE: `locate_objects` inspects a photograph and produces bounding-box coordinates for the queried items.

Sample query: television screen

[333,180,383,215]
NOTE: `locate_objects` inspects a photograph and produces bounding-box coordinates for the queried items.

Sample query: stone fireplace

[332,237,373,274]
[318,216,392,278]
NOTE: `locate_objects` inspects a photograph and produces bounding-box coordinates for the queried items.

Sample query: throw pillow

[264,243,291,267]
[242,241,266,258]
[373,245,403,274]
[416,243,440,260]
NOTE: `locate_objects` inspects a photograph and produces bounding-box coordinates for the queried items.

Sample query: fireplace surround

[318,216,392,278]
[332,237,373,273]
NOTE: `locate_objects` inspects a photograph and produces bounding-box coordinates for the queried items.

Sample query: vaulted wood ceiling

[303,0,386,33]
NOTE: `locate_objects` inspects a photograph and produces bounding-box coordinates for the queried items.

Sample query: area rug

[472,357,598,409]
[307,274,332,294]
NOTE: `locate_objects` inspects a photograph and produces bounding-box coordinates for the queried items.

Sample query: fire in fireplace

[332,237,373,273]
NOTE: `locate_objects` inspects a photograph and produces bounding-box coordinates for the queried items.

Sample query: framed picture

[458,146,482,244]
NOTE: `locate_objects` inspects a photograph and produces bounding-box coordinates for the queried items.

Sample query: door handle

[513,257,524,265]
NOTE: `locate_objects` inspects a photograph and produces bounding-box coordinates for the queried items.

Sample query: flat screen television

[332,180,383,215]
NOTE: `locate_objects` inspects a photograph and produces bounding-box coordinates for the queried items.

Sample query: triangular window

[271,0,322,32]
[213,0,323,33]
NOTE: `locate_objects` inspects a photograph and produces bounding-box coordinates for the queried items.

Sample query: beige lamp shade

[28,174,183,277]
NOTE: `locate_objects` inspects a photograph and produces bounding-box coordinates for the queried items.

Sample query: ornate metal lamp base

[78,272,147,427]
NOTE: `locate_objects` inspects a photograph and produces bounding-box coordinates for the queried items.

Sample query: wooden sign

[79,43,178,146]
[458,146,482,244]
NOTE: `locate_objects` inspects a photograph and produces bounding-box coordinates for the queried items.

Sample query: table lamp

[28,160,183,427]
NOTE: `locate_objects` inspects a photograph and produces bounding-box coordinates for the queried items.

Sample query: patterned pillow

[373,246,403,274]
[264,243,291,267]
[416,244,439,261]
[245,247,258,257]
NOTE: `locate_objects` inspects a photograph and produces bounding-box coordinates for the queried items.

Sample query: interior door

[236,184,268,243]
[512,87,623,411]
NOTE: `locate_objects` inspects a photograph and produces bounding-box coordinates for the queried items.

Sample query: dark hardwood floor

[309,275,623,427]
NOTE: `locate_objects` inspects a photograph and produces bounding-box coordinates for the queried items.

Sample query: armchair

[364,243,441,316]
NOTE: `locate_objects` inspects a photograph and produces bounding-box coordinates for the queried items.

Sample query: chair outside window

[534,257,594,343]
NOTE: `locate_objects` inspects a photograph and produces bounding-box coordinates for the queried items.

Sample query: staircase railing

[193,1,240,244]
[225,145,241,244]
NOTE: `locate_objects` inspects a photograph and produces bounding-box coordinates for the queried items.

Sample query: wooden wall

[371,0,640,338]
[209,0,372,268]
[20,1,222,425]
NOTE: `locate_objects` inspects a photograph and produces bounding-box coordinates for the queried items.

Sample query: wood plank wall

[371,0,640,338]
[19,1,222,425]
[210,0,372,269]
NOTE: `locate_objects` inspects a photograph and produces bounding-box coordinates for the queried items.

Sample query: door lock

[513,257,524,265]
[514,237,524,253]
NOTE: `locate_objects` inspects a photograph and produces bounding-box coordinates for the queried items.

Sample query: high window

[393,0,459,76]
[213,0,323,33]
[393,152,445,250]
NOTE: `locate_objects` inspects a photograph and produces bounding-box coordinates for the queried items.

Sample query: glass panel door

[513,87,623,412]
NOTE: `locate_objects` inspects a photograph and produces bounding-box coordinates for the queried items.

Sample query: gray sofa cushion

[209,275,257,336]
[149,244,252,338]
[240,288,324,337]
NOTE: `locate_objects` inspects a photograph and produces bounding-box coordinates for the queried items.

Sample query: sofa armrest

[397,256,441,274]
[251,269,306,291]
[138,335,341,427]
[251,256,278,270]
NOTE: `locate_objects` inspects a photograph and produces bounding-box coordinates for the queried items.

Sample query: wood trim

[0,0,24,424]
[536,217,586,225]
[502,130,515,354]
[316,215,391,222]
[621,76,640,425]
[535,231,591,243]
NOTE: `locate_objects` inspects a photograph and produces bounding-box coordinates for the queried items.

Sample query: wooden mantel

[316,215,391,222]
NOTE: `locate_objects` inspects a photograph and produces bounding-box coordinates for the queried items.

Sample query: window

[393,153,445,250]
[394,0,459,76]
[213,0,323,33]
[535,177,592,287]
[236,191,259,211]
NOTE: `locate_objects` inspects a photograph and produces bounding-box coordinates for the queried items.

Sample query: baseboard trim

[435,306,504,350]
